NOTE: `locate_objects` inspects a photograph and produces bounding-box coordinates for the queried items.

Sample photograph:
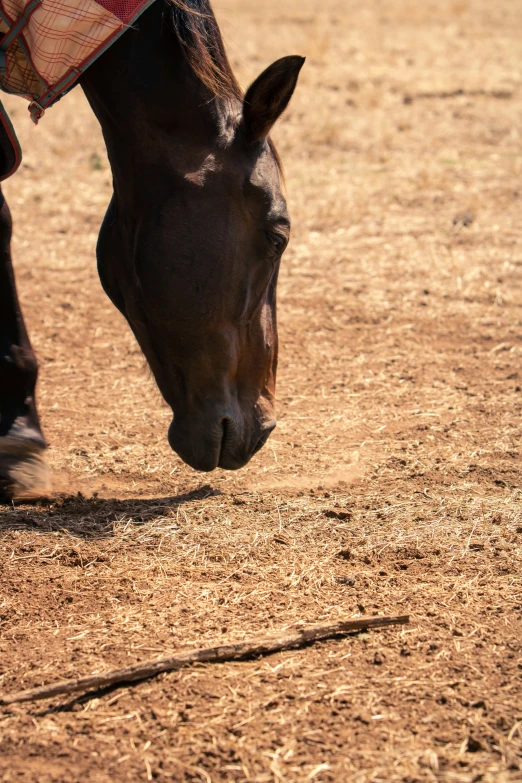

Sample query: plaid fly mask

[0,0,155,179]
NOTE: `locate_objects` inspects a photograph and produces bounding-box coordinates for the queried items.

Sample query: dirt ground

[1,0,522,780]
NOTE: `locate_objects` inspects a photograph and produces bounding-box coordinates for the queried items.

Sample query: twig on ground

[0,614,409,705]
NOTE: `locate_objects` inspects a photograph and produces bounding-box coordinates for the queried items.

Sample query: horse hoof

[0,437,51,502]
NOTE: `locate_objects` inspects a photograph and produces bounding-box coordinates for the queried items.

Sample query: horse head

[84,2,304,471]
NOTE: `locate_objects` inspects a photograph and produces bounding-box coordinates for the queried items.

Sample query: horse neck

[80,2,237,211]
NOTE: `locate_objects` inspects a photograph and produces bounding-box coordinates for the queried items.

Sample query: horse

[0,0,304,500]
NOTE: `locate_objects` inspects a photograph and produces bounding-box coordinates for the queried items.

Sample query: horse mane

[168,0,242,101]
[167,0,284,176]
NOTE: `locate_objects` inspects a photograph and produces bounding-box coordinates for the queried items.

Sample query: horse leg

[0,186,50,501]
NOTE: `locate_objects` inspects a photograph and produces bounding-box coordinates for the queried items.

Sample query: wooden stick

[0,614,409,706]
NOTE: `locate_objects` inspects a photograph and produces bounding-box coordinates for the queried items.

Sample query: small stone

[325,509,352,520]
[337,575,356,586]
[453,211,475,227]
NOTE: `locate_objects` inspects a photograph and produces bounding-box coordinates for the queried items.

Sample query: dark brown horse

[0,0,303,499]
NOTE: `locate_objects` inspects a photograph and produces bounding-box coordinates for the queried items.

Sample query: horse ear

[243,56,305,143]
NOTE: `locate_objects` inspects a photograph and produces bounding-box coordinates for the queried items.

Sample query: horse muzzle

[167,410,276,472]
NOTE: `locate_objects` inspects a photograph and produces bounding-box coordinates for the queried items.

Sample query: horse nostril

[251,426,274,456]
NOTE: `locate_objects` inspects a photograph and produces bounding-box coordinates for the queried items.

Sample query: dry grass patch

[1,0,522,780]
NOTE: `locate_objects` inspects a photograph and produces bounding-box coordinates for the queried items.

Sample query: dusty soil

[1,0,522,781]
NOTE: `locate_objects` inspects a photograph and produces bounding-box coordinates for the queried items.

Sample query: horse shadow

[0,484,223,539]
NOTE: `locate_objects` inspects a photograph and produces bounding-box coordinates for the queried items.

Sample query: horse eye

[266,231,288,251]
